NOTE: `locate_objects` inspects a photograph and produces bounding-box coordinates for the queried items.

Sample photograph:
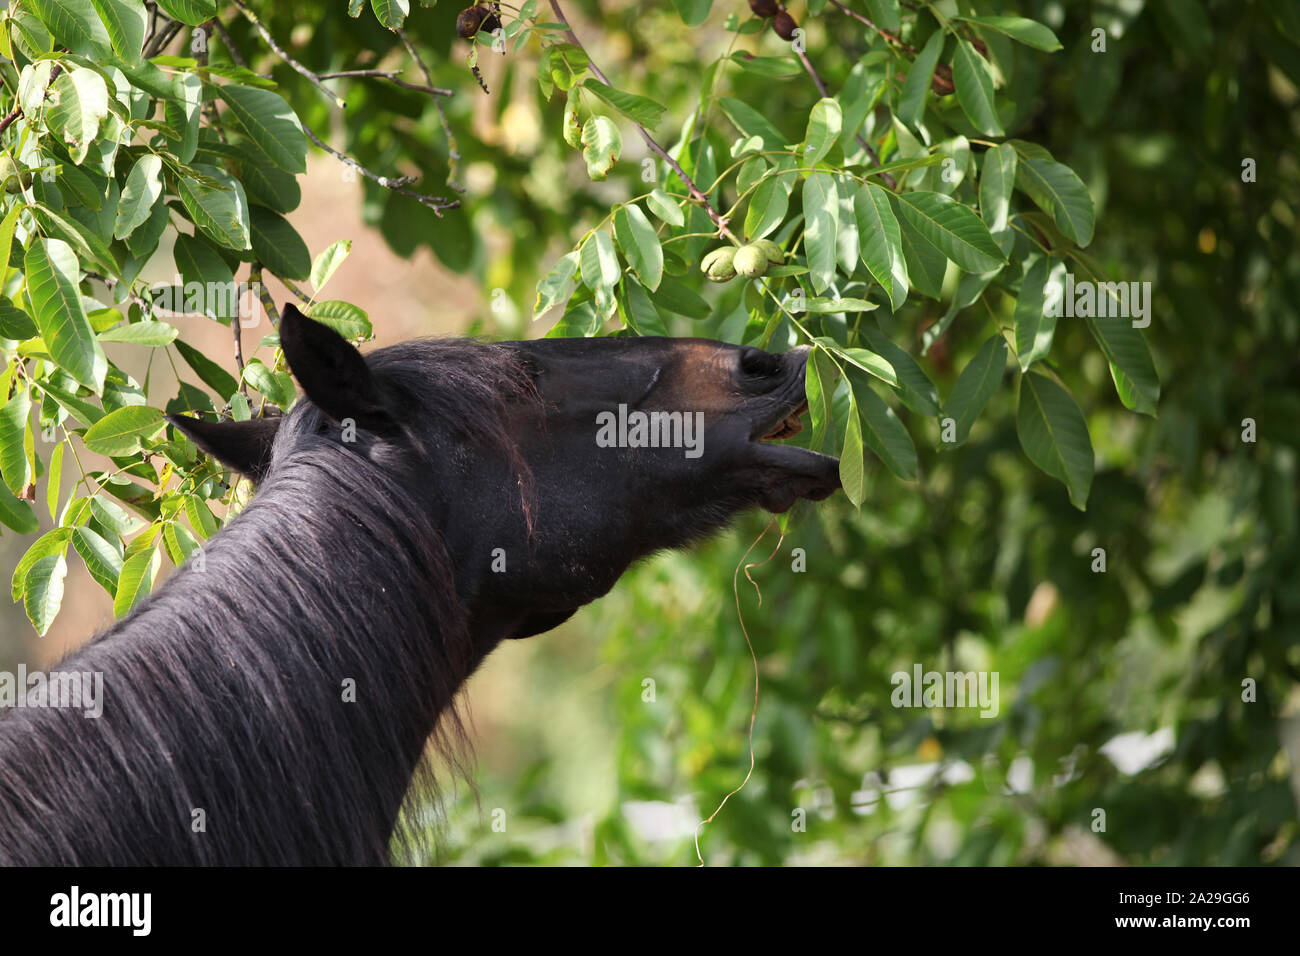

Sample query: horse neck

[3,452,478,864]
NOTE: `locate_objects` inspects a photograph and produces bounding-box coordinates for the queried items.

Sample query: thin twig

[144,17,185,58]
[399,29,465,193]
[211,18,249,69]
[828,0,953,94]
[314,69,452,97]
[547,0,737,241]
[250,262,280,330]
[301,124,459,213]
[231,0,346,108]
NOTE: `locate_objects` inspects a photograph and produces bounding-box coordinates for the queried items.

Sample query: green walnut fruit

[751,239,785,266]
[733,243,769,279]
[701,246,738,282]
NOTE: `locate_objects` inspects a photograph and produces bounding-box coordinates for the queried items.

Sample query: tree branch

[312,69,452,97]
[399,29,465,194]
[231,0,345,108]
[301,124,459,214]
[546,0,737,241]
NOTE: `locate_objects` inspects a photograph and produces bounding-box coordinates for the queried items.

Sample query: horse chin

[746,442,842,512]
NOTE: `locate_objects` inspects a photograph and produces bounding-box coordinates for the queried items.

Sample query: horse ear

[167,414,281,483]
[278,303,397,435]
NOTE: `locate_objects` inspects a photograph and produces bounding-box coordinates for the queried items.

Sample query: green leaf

[651,276,711,319]
[242,359,295,408]
[174,339,239,402]
[28,0,110,57]
[1017,371,1094,510]
[218,86,307,174]
[23,553,67,635]
[370,0,409,30]
[613,205,663,291]
[89,0,146,60]
[803,173,839,293]
[250,206,311,280]
[241,151,301,213]
[580,115,622,181]
[840,390,867,507]
[26,237,107,391]
[37,380,103,427]
[619,277,668,336]
[0,205,21,292]
[893,191,1005,273]
[0,298,38,341]
[865,0,900,32]
[546,44,589,91]
[717,96,786,150]
[805,299,878,314]
[646,189,685,227]
[952,39,1004,136]
[114,154,164,240]
[32,204,118,277]
[801,98,842,167]
[860,325,939,417]
[0,481,38,534]
[154,0,217,26]
[897,215,947,300]
[805,345,838,450]
[184,494,219,539]
[897,29,945,128]
[12,529,71,601]
[74,524,122,594]
[580,230,620,294]
[744,169,793,241]
[306,300,372,340]
[83,404,164,455]
[113,545,159,617]
[955,15,1062,52]
[979,143,1017,234]
[176,164,252,250]
[943,334,1007,444]
[172,234,237,320]
[671,0,712,27]
[311,239,352,291]
[98,320,179,346]
[45,67,110,164]
[166,72,203,163]
[582,79,666,128]
[1014,257,1056,370]
[729,53,800,78]
[1086,311,1160,416]
[854,184,909,310]
[46,441,64,521]
[850,370,918,480]
[535,250,580,317]
[0,388,33,496]
[1012,144,1095,246]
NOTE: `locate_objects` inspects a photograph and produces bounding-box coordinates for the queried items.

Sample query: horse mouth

[757,399,808,442]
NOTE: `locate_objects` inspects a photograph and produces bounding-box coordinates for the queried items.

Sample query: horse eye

[740,347,781,378]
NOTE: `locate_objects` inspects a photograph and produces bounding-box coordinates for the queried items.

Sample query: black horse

[0,305,839,865]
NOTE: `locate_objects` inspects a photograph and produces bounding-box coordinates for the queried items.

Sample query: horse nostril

[740,347,782,378]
